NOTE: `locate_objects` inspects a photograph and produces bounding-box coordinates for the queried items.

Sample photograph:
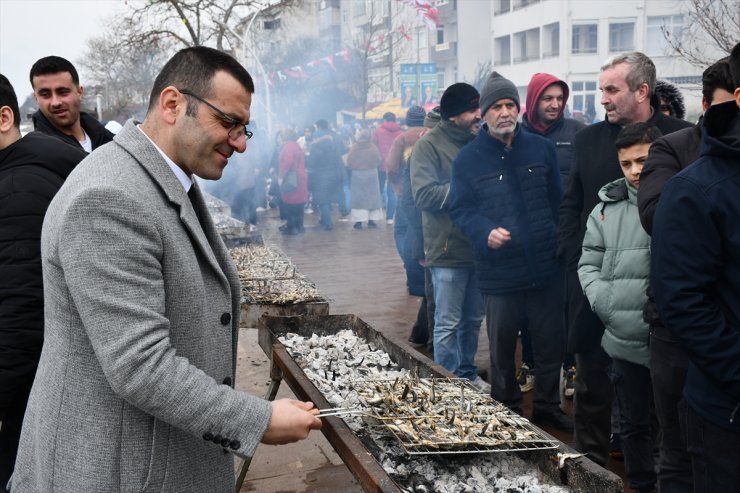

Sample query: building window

[353,0,366,17]
[572,23,597,54]
[646,15,684,56]
[513,0,539,10]
[263,19,281,30]
[494,0,510,15]
[494,35,511,65]
[543,22,559,58]
[571,80,597,118]
[437,25,445,45]
[609,22,634,52]
[513,27,540,63]
[437,71,445,90]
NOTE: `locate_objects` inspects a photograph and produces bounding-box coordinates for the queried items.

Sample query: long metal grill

[230,245,331,304]
[352,378,559,455]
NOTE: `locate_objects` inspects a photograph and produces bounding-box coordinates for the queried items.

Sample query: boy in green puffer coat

[578,122,662,493]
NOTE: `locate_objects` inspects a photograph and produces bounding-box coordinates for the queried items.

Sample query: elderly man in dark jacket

[651,42,740,492]
[450,72,571,431]
[0,74,86,493]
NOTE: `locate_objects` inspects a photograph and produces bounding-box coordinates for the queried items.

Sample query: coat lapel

[113,121,228,286]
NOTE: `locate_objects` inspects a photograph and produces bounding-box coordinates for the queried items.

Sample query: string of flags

[265,0,439,87]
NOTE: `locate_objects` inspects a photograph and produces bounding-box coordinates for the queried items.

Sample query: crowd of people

[0,41,739,493]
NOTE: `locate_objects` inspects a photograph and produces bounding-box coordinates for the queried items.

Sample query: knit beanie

[405,105,426,127]
[480,71,520,116]
[424,106,441,128]
[439,83,480,119]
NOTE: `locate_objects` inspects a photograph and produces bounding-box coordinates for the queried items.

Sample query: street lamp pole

[242,12,273,138]
[220,6,273,139]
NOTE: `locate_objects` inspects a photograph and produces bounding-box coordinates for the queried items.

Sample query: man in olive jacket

[410,83,489,393]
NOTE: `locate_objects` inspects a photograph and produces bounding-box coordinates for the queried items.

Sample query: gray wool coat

[10,120,272,493]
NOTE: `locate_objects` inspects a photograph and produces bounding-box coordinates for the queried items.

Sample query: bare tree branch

[663,0,740,67]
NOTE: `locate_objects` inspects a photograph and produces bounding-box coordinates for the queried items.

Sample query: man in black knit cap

[410,83,490,393]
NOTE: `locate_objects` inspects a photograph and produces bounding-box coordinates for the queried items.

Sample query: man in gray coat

[10,47,321,493]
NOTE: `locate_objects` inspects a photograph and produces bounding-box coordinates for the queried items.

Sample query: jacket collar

[437,119,476,146]
[114,120,228,284]
[32,109,114,151]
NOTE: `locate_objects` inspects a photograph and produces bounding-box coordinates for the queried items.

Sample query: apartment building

[490,0,720,120]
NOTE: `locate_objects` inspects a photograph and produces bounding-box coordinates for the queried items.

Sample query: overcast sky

[0,0,127,103]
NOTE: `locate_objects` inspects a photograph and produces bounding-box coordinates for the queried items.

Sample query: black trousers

[574,346,612,466]
[565,267,612,466]
[650,328,692,492]
[685,403,740,493]
[0,391,30,492]
[485,278,564,415]
[611,358,656,492]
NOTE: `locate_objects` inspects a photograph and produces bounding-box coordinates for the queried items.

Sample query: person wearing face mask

[449,72,570,432]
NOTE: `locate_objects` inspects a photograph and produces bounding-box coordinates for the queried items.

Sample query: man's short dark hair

[702,57,734,104]
[29,56,80,87]
[383,111,396,122]
[315,119,329,130]
[0,73,21,130]
[147,46,254,114]
[614,122,663,151]
[730,41,740,89]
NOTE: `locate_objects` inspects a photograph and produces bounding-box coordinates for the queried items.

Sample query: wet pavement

[235,205,628,492]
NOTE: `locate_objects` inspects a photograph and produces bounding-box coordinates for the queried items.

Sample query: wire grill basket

[351,377,559,455]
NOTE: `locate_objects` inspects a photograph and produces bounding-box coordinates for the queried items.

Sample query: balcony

[432,41,457,62]
[436,0,457,19]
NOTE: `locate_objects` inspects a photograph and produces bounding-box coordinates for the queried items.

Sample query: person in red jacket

[371,112,403,224]
[277,128,308,235]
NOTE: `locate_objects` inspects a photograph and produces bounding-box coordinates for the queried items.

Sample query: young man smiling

[29,56,113,152]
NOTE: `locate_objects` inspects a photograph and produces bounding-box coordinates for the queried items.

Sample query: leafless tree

[465,60,493,92]
[78,18,174,121]
[663,0,740,67]
[343,2,412,121]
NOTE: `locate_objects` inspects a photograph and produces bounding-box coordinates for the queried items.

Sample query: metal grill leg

[234,372,282,493]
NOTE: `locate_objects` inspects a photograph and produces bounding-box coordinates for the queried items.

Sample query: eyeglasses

[179,89,253,141]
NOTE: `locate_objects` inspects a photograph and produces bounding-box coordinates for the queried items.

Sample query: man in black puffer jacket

[652,42,740,492]
[558,52,693,467]
[0,74,86,493]
[30,56,113,153]
[636,58,735,493]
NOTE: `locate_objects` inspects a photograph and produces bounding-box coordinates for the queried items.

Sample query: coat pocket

[140,418,170,492]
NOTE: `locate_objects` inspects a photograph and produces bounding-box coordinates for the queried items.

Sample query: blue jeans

[318,203,332,229]
[385,181,397,220]
[430,266,483,380]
